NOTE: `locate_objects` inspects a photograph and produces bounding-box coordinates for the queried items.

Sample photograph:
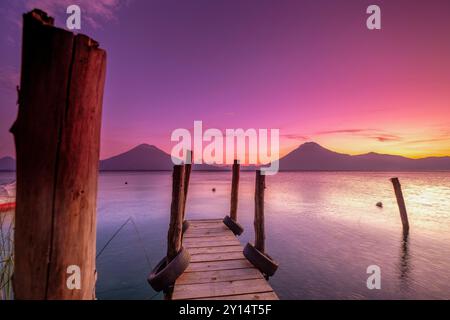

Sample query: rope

[147,291,160,300]
[96,217,132,259]
[129,217,152,268]
[95,216,161,299]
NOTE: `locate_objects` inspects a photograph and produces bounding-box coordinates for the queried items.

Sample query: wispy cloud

[23,0,129,28]
[402,138,448,144]
[281,133,309,141]
[372,134,401,142]
[316,128,402,143]
[316,128,371,135]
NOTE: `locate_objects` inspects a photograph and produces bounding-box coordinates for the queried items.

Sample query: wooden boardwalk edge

[171,219,278,300]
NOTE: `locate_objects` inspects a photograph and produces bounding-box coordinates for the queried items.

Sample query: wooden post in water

[167,165,186,262]
[182,151,192,221]
[390,177,410,234]
[254,170,265,252]
[11,9,106,300]
[230,159,240,221]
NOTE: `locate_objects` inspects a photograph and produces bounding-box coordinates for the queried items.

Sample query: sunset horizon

[1,1,450,160]
[103,140,450,162]
[3,139,450,163]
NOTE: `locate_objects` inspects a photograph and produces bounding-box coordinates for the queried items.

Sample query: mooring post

[390,177,410,233]
[254,170,266,252]
[230,159,240,221]
[182,150,192,221]
[167,165,186,262]
[10,9,106,300]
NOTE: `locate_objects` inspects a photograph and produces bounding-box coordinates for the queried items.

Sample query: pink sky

[0,0,449,160]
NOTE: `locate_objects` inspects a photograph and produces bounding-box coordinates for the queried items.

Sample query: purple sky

[0,0,450,160]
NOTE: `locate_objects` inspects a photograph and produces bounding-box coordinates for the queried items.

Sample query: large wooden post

[10,10,106,299]
[254,170,265,252]
[182,151,192,221]
[391,178,410,234]
[230,160,240,221]
[167,165,185,262]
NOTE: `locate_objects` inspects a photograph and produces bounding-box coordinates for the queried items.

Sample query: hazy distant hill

[278,142,450,171]
[99,144,223,171]
[2,142,449,172]
[0,156,15,171]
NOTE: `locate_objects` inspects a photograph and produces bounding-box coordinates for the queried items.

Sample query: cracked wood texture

[11,9,106,299]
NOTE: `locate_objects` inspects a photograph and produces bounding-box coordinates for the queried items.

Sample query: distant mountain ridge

[277,142,450,171]
[2,142,450,171]
[99,144,224,171]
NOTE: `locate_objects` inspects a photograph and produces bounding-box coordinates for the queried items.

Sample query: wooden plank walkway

[171,219,278,300]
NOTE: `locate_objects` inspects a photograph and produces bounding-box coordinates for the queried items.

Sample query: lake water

[1,171,450,299]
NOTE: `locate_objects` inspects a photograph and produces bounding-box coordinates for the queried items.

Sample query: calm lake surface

[1,171,450,299]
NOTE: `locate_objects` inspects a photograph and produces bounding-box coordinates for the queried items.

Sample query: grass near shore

[0,211,14,300]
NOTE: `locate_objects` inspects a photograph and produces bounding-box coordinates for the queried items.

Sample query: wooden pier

[171,219,278,300]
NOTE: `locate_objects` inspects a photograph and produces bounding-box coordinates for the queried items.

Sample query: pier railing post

[390,177,410,234]
[230,159,240,221]
[182,151,192,221]
[254,170,265,252]
[11,9,106,300]
[167,165,186,262]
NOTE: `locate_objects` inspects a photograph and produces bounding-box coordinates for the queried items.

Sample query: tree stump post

[230,159,240,221]
[390,177,410,234]
[254,170,265,252]
[11,9,106,299]
[167,165,186,262]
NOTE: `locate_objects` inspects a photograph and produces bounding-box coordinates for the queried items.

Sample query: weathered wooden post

[390,177,410,234]
[10,9,106,300]
[148,165,190,293]
[223,159,244,235]
[254,170,265,252]
[182,150,192,221]
[230,159,240,221]
[167,165,186,262]
[243,170,278,277]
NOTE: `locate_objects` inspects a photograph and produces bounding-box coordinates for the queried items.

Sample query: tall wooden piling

[11,10,106,300]
[230,160,240,221]
[182,151,192,221]
[167,165,186,262]
[390,177,410,233]
[254,170,265,252]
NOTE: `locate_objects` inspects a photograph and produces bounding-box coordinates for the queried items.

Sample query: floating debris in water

[376,201,383,208]
[125,182,128,185]
[212,188,216,192]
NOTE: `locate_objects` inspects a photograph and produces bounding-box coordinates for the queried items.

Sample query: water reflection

[2,171,450,299]
[398,232,411,290]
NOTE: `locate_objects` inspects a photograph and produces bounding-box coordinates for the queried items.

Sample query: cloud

[23,0,129,28]
[316,128,372,135]
[317,128,402,143]
[281,133,309,141]
[372,134,401,142]
[401,137,450,144]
